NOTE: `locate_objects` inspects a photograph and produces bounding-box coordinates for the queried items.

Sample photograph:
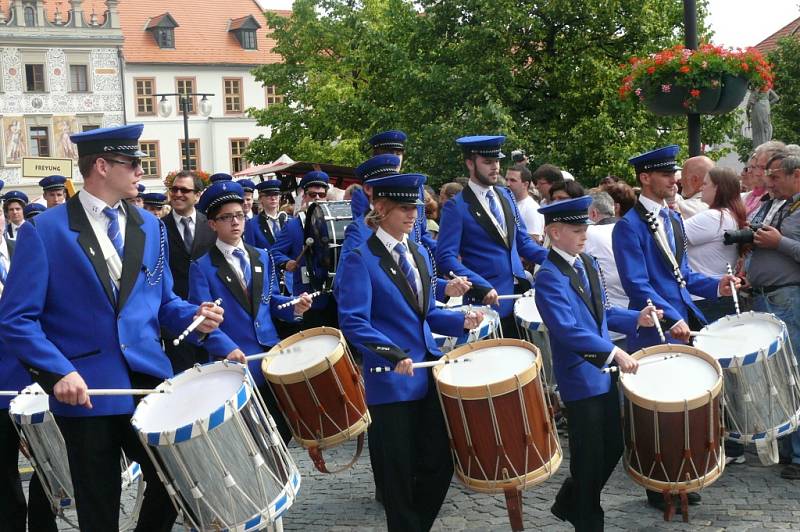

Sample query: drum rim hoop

[262,326,346,383]
[695,311,787,367]
[454,449,563,493]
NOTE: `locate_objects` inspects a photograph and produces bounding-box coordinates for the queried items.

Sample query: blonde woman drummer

[337,172,482,532]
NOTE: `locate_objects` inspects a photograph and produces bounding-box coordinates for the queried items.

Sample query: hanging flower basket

[620,44,773,116]
[163,169,211,189]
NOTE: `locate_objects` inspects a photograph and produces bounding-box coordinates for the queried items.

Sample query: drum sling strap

[307,433,365,474]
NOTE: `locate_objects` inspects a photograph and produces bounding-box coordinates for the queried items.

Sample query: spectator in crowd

[747,149,800,479]
[424,189,440,238]
[438,182,463,210]
[344,183,363,200]
[506,164,544,242]
[684,167,745,322]
[676,156,714,218]
[740,163,753,193]
[533,164,563,205]
[549,180,585,202]
[585,191,628,309]
[599,175,621,189]
[748,142,787,223]
[605,181,637,217]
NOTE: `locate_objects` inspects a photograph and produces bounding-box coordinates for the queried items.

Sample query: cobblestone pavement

[21,433,800,531]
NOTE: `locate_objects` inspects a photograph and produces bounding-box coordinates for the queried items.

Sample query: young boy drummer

[188,180,313,444]
[534,196,662,531]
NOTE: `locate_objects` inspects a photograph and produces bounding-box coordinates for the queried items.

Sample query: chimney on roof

[70,0,85,27]
[105,0,120,29]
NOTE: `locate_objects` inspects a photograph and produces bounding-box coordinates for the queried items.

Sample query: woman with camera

[683,167,747,322]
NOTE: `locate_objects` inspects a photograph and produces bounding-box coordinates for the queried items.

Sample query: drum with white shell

[513,295,555,388]
[131,361,300,531]
[433,338,561,531]
[262,327,370,474]
[693,312,800,462]
[431,305,501,352]
[620,345,724,497]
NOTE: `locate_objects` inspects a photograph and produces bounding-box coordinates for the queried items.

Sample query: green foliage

[768,36,800,147]
[247,0,741,189]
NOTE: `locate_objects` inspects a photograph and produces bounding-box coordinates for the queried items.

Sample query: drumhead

[133,362,247,434]
[8,383,48,418]
[694,313,784,361]
[622,352,718,403]
[514,296,542,330]
[437,345,535,387]
[267,333,341,375]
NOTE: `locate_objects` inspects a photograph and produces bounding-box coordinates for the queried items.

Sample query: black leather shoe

[687,492,701,505]
[550,502,568,522]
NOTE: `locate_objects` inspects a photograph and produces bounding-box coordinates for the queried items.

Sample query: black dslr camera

[511,149,527,163]
[723,223,763,245]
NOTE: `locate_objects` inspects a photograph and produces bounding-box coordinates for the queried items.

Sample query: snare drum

[513,295,554,387]
[132,361,300,531]
[431,305,501,353]
[620,345,724,498]
[433,339,561,531]
[262,327,370,473]
[693,312,800,461]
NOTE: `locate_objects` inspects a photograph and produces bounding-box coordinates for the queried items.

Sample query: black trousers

[368,385,453,532]
[162,330,204,375]
[556,385,624,532]
[0,411,57,532]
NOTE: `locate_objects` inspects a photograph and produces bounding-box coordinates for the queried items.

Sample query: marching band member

[237,179,257,219]
[188,180,313,444]
[23,203,46,220]
[612,145,740,512]
[0,124,229,531]
[536,196,661,532]
[436,135,548,337]
[337,172,481,532]
[244,179,288,249]
[141,192,167,218]
[39,175,68,209]
[3,191,28,241]
[271,171,336,328]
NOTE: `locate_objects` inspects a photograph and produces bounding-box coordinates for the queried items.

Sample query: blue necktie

[270,218,280,236]
[103,207,124,258]
[574,258,591,295]
[486,190,506,231]
[659,208,676,253]
[0,256,7,284]
[233,248,251,288]
[181,217,194,253]
[394,243,419,299]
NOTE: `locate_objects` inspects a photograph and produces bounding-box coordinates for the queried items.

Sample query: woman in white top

[684,167,747,323]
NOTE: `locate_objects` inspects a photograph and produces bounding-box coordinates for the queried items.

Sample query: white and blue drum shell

[131,361,301,531]
[432,305,500,353]
[513,294,555,389]
[694,312,800,443]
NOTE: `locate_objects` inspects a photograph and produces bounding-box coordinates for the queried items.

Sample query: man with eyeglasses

[162,170,217,372]
[0,123,227,531]
[747,147,800,479]
[272,171,338,328]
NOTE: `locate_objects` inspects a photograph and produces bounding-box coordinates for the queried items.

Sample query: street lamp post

[684,0,701,157]
[155,92,214,170]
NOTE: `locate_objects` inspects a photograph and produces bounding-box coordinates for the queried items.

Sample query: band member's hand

[285,260,298,272]
[54,371,92,409]
[670,320,691,343]
[445,276,472,297]
[294,292,313,314]
[754,225,782,249]
[637,304,663,327]
[394,358,413,376]
[482,289,499,306]
[718,273,742,296]
[195,302,224,333]
[225,349,246,364]
[613,349,639,374]
[463,310,484,330]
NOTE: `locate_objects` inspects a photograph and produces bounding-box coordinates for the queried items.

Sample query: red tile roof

[117,0,289,65]
[754,16,800,54]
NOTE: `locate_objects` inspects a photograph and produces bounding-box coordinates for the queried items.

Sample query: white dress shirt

[216,238,250,286]
[585,222,629,308]
[376,227,423,307]
[172,208,196,247]
[676,192,708,219]
[468,180,507,237]
[638,194,673,253]
[516,195,544,237]
[78,189,126,289]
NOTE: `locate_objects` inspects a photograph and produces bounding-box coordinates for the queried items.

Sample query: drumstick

[448,271,467,282]
[688,330,727,339]
[0,389,171,397]
[276,290,322,310]
[647,298,666,343]
[173,299,223,346]
[245,345,303,362]
[726,263,741,316]
[292,237,314,263]
[496,293,532,301]
[602,354,681,374]
[369,357,472,374]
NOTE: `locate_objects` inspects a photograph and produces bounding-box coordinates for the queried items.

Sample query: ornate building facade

[0,0,124,196]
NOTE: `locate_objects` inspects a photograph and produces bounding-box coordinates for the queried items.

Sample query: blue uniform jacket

[0,197,207,417]
[188,244,296,386]
[612,203,720,351]
[270,215,329,310]
[535,250,640,402]
[337,234,465,406]
[243,212,289,250]
[0,239,27,410]
[436,185,547,318]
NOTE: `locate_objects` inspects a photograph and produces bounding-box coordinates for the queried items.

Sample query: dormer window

[228,15,261,50]
[146,13,179,49]
[24,6,36,26]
